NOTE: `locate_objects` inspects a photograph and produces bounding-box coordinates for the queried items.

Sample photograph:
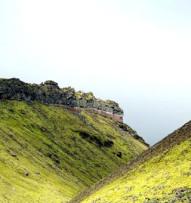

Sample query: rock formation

[0,78,123,122]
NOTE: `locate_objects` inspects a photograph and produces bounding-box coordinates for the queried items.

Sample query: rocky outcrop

[118,123,149,147]
[0,78,123,121]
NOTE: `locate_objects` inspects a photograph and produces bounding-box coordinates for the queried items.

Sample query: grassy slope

[81,123,191,203]
[0,101,147,203]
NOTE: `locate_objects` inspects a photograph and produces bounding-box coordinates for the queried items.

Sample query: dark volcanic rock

[118,123,149,147]
[0,78,123,116]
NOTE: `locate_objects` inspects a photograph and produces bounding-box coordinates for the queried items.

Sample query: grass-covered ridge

[0,101,147,203]
[78,122,191,203]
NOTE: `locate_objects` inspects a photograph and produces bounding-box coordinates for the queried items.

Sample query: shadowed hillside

[71,121,191,203]
[0,100,147,203]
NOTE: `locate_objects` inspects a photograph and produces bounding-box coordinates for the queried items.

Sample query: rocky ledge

[0,78,123,122]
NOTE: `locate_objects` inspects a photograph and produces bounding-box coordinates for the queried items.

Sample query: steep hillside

[73,121,191,203]
[0,101,147,203]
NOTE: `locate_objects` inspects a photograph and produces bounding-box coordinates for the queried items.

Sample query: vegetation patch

[77,130,114,148]
[79,125,191,203]
[0,101,147,203]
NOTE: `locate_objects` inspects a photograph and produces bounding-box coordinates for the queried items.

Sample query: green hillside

[0,101,147,203]
[75,122,191,203]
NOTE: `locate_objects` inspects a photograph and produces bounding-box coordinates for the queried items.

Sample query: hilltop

[0,79,148,202]
[0,78,123,122]
[72,121,191,203]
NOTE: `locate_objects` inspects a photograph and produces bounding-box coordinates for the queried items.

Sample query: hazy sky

[1,0,191,144]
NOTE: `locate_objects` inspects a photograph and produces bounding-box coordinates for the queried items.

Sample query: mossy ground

[82,137,191,203]
[0,101,147,203]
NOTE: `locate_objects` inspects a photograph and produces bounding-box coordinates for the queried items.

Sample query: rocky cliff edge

[0,78,123,121]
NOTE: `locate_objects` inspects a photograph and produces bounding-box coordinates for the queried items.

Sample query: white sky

[1,0,191,144]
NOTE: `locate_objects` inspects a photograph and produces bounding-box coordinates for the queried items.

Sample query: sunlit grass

[0,101,147,202]
[82,137,191,203]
